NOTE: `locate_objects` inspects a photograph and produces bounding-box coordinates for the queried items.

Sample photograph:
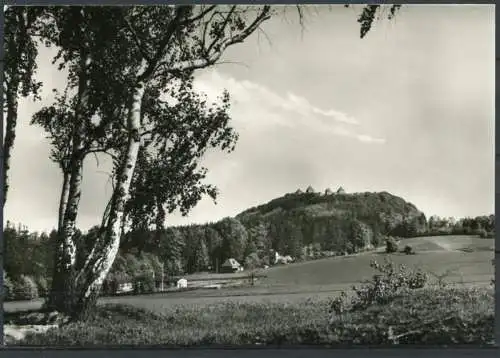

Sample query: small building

[324,188,333,195]
[176,278,188,289]
[116,282,133,294]
[295,189,304,195]
[337,186,346,194]
[221,258,242,273]
[273,251,294,265]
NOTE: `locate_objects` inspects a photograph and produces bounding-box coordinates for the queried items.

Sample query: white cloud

[193,69,384,144]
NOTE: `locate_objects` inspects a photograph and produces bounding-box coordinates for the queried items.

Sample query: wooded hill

[122,188,428,275]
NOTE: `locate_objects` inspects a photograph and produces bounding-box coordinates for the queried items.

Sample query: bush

[13,275,39,301]
[385,237,398,253]
[329,259,428,315]
[479,230,494,238]
[134,274,155,294]
[403,245,415,255]
[3,272,15,301]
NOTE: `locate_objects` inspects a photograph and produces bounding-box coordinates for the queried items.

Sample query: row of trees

[426,215,495,237]
[3,5,402,319]
[4,210,495,301]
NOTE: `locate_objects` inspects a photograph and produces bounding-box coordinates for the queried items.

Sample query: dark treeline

[3,190,494,300]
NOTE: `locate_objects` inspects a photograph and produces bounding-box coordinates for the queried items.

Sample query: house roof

[222,258,241,267]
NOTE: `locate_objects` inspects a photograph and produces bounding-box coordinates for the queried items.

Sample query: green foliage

[244,252,261,270]
[133,274,156,294]
[385,237,398,253]
[34,276,49,297]
[352,4,402,39]
[213,217,248,263]
[13,275,39,301]
[403,245,415,255]
[329,259,428,315]
[426,215,495,237]
[3,272,15,301]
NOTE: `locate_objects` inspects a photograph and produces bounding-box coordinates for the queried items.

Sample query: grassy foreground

[18,286,494,346]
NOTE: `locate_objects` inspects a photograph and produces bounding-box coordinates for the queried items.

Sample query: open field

[4,235,494,315]
[260,235,494,288]
[8,286,495,346]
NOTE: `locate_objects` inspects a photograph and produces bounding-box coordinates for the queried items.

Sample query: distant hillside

[123,188,428,275]
[235,189,427,255]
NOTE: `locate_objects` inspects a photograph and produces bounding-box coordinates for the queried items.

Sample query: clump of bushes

[134,273,156,294]
[403,245,415,255]
[3,272,15,301]
[329,259,428,315]
[385,237,398,253]
[12,275,39,301]
[478,229,494,238]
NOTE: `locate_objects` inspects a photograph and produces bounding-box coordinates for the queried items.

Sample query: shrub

[385,237,398,253]
[134,274,155,294]
[329,259,428,315]
[3,272,15,301]
[13,275,39,301]
[403,245,415,255]
[479,230,494,238]
[244,252,261,270]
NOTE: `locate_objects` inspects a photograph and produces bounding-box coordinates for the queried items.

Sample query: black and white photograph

[2,4,495,346]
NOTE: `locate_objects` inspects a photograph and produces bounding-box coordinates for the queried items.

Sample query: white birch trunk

[73,82,145,315]
[47,51,91,312]
[57,171,70,233]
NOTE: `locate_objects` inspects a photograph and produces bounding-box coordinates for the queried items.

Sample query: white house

[273,251,294,265]
[176,278,188,289]
[116,282,133,294]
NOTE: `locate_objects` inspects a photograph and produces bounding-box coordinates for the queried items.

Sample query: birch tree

[30,5,273,318]
[28,4,402,319]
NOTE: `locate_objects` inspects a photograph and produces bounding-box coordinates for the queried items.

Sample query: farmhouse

[221,258,243,273]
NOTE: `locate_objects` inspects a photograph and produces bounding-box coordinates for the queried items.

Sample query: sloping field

[260,236,494,287]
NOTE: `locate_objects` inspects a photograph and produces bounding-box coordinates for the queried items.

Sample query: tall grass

[16,258,494,346]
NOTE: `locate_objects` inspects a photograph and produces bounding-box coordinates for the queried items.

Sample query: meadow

[4,235,495,346]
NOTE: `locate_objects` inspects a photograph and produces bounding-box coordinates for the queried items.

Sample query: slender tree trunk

[70,82,145,319]
[58,170,71,233]
[46,154,84,311]
[3,84,19,207]
[46,49,91,313]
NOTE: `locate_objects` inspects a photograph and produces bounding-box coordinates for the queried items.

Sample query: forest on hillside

[4,190,494,301]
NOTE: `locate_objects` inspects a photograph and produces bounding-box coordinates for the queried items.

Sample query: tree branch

[160,6,272,74]
[123,17,152,62]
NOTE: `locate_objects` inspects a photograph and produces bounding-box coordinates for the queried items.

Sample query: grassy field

[11,286,495,346]
[4,235,494,315]
[4,235,495,346]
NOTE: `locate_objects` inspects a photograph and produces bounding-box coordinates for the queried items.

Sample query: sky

[4,5,495,233]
